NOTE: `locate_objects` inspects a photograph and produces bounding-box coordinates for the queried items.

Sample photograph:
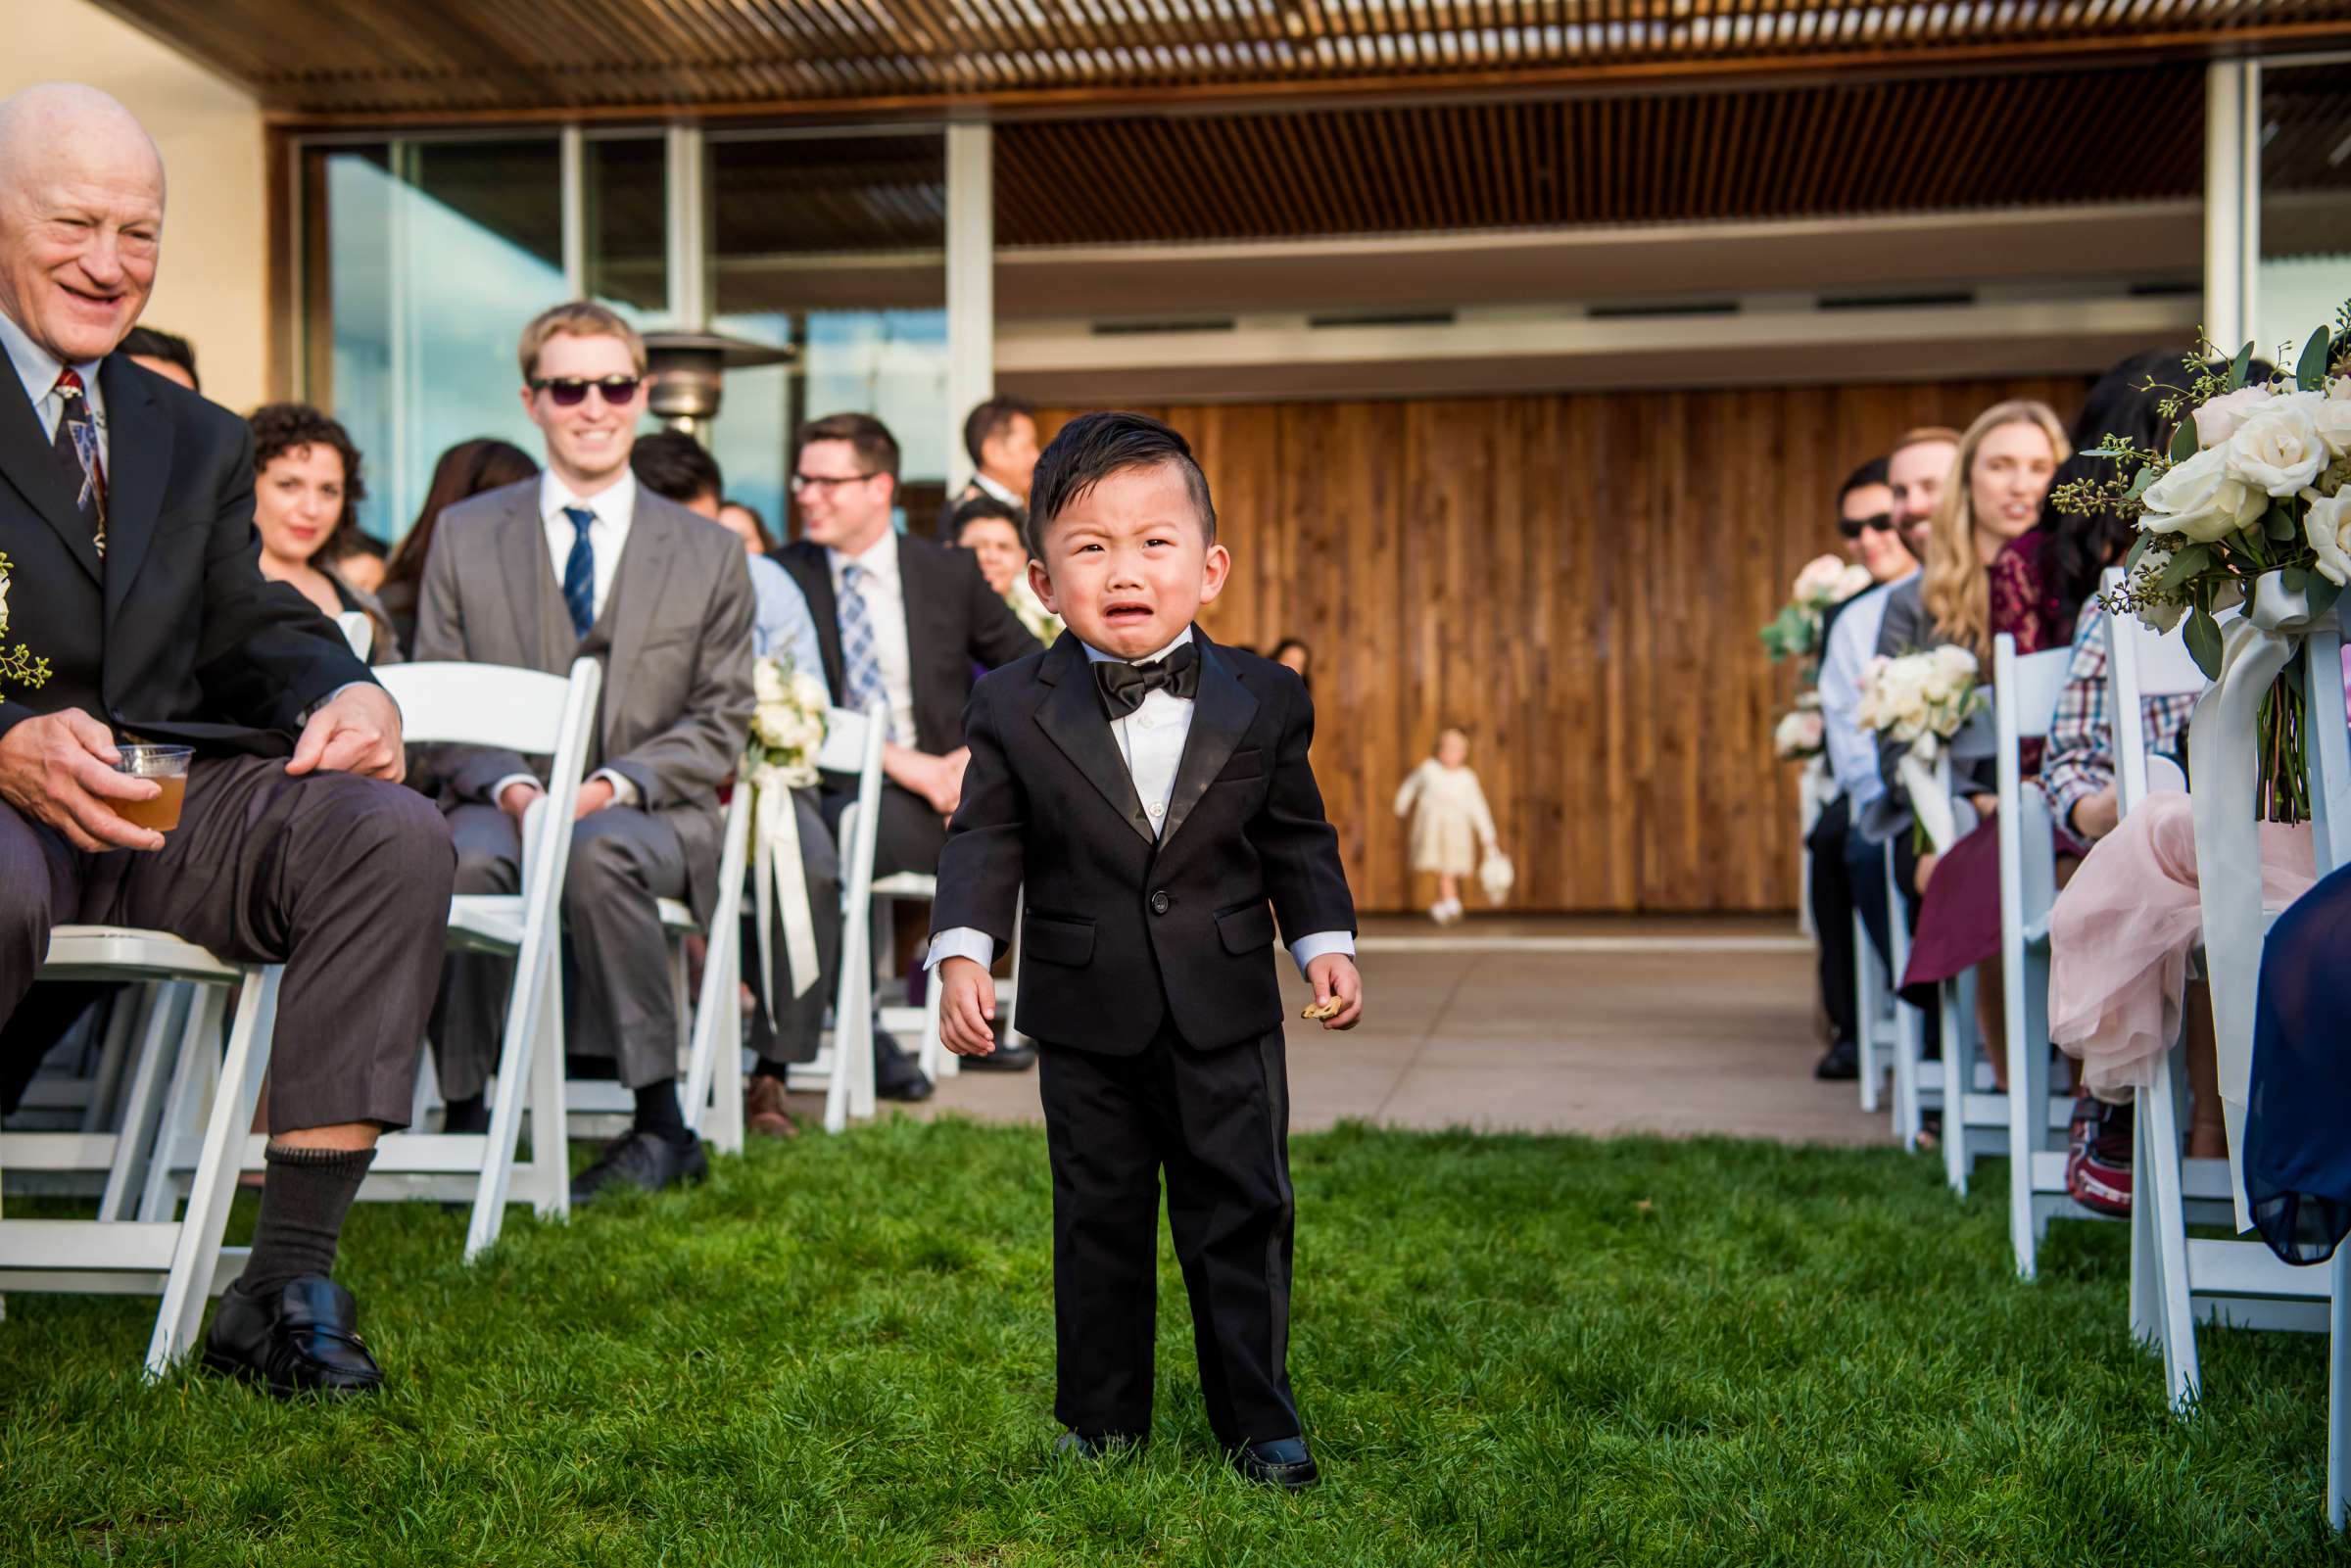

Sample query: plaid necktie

[51,369,106,555]
[560,505,596,639]
[837,562,892,738]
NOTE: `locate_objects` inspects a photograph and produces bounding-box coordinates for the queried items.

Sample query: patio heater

[641,329,794,441]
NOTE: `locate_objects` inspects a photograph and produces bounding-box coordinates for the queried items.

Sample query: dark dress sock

[634,1079,693,1146]
[441,1093,489,1135]
[242,1144,378,1297]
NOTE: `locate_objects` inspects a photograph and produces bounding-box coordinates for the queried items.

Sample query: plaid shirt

[2041,597,2197,836]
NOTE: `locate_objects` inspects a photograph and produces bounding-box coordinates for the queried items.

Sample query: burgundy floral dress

[1901,529,2072,998]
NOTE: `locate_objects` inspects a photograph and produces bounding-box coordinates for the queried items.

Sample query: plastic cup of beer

[111,744,193,833]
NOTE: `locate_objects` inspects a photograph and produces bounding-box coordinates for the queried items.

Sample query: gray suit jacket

[413,477,756,923]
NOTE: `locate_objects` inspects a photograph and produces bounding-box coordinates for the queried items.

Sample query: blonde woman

[1866,399,2069,1094]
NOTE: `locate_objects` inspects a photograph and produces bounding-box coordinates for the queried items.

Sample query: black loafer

[1814,1036,1860,1081]
[201,1274,382,1398]
[570,1129,709,1207]
[963,1038,1037,1072]
[1233,1436,1319,1490]
[878,1071,935,1103]
[1054,1429,1144,1460]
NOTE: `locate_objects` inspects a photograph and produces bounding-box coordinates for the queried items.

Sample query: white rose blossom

[2140,445,2268,545]
[2225,400,2330,498]
[1831,563,1874,603]
[1793,553,1848,607]
[2310,377,2351,460]
[2191,384,2277,450]
[2304,487,2351,588]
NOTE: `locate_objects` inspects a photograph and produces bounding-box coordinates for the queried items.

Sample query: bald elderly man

[0,84,453,1397]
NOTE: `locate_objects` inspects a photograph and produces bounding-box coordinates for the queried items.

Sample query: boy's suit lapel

[1156,635,1255,857]
[1033,634,1157,848]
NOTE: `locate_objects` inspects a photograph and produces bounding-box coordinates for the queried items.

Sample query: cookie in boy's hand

[1300,996,1346,1022]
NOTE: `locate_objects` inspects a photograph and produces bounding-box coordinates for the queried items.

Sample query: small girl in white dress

[1393,727,1499,926]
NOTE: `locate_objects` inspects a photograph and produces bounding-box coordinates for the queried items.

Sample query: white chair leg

[147,969,278,1379]
[80,989,137,1134]
[2328,1242,2348,1531]
[1943,975,1972,1196]
[922,965,953,1082]
[138,988,223,1222]
[1855,912,1885,1116]
[1893,1000,1922,1151]
[2143,1044,2201,1412]
[526,954,570,1221]
[466,927,557,1260]
[2129,1091,2161,1345]
[410,1041,443,1131]
[2006,943,2042,1279]
[99,985,184,1222]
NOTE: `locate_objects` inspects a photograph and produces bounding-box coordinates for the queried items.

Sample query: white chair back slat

[375,660,585,754]
[2104,568,2210,817]
[2305,622,2350,876]
[335,610,372,662]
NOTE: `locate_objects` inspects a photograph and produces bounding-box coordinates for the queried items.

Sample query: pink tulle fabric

[2048,793,2316,1099]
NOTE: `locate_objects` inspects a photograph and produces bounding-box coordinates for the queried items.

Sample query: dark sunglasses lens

[599,377,641,404]
[1862,513,1895,533]
[545,379,590,406]
[1837,517,1864,540]
[543,377,640,406]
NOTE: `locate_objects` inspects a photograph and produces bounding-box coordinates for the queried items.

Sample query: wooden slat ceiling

[94,0,2351,118]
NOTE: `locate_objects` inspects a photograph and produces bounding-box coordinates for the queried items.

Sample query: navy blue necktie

[561,505,596,639]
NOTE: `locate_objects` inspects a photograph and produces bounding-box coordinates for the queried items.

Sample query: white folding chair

[796,701,888,1133]
[1852,905,1896,1116]
[1886,769,1948,1153]
[1988,636,2088,1250]
[1797,757,1829,941]
[1,931,282,1379]
[147,659,601,1262]
[2140,601,2344,1522]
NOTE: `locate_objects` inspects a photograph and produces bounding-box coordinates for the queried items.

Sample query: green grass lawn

[2,1117,2345,1565]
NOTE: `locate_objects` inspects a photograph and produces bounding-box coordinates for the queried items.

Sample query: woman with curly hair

[245,402,399,663]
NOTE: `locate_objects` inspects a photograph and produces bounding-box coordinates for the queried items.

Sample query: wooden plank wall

[1036,376,2087,913]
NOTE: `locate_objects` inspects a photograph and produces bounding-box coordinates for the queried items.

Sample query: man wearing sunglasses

[774,411,1043,1102]
[414,302,755,1203]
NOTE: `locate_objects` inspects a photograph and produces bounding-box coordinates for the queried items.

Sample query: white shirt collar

[540,467,638,529]
[0,307,103,419]
[828,527,900,589]
[1080,625,1195,668]
[973,471,1023,508]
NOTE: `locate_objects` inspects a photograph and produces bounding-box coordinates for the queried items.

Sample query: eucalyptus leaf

[2170,420,2199,463]
[2307,572,2344,621]
[2231,340,2255,389]
[2299,324,2334,392]
[2282,564,2310,593]
[2154,544,2211,592]
[2269,504,2300,542]
[2125,532,2153,574]
[2126,466,2156,500]
[2184,607,2224,681]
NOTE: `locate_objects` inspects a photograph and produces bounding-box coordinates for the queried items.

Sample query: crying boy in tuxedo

[928,411,1363,1489]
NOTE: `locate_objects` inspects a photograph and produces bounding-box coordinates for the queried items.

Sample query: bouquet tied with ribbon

[1857,644,1986,853]
[745,656,831,1017]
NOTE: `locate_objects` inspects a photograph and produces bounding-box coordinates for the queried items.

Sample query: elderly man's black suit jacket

[930,629,1357,1055]
[0,353,369,751]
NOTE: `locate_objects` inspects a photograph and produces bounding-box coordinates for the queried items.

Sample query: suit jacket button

[1150,889,1171,916]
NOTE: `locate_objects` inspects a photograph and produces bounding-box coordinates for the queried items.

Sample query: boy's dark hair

[121,326,198,392]
[632,428,724,505]
[1836,456,1891,509]
[797,411,901,486]
[1025,411,1216,558]
[962,395,1036,469]
[949,492,1027,544]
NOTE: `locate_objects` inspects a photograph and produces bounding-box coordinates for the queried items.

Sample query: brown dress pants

[0,755,455,1133]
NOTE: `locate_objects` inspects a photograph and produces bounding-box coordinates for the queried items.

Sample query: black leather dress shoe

[1233,1437,1319,1490]
[570,1129,709,1207]
[963,1038,1037,1072]
[878,1070,935,1103]
[201,1275,382,1398]
[1054,1429,1143,1460]
[1814,1036,1860,1081]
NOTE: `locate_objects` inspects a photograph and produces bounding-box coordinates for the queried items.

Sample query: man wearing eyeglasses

[414,302,755,1202]
[773,412,1043,1101]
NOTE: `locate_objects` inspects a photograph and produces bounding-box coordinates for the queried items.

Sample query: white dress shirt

[1818,571,1915,810]
[927,628,1355,981]
[0,307,108,467]
[496,468,643,808]
[972,471,1022,508]
[827,530,917,747]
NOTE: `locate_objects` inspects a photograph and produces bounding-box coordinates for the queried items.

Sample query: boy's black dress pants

[1036,1014,1300,1448]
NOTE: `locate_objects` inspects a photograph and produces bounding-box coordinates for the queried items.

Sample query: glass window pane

[2258,61,2351,363]
[586,135,668,319]
[706,130,949,538]
[304,137,565,546]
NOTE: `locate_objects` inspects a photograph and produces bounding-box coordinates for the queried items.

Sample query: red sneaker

[2066,1097,2133,1216]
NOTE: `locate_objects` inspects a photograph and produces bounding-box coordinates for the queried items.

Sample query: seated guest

[0,83,450,1396]
[1870,401,2070,1088]
[246,404,399,663]
[775,412,1043,1095]
[120,324,196,392]
[632,430,821,672]
[378,438,538,658]
[1270,637,1314,691]
[1805,454,1896,1079]
[415,303,755,1200]
[951,493,1062,645]
[329,536,388,595]
[719,498,779,555]
[935,394,1039,536]
[1824,429,1950,936]
[630,434,832,1139]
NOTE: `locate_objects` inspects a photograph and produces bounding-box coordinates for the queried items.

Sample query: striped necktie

[51,369,106,555]
[561,505,596,639]
[837,562,892,738]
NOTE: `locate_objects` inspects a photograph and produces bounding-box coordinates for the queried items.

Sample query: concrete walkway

[880,916,1891,1147]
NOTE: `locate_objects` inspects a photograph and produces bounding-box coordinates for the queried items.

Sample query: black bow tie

[1095,641,1201,719]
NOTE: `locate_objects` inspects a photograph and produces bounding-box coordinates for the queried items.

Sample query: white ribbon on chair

[2187,570,2326,1230]
[1899,736,1959,856]
[751,773,821,1018]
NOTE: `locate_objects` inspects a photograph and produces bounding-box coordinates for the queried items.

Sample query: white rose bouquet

[1759,552,1875,669]
[0,550,52,693]
[744,654,832,1011]
[1857,645,1986,851]
[1772,693,1825,761]
[2056,305,2351,823]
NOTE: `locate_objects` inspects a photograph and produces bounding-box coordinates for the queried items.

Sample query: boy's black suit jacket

[931,628,1356,1055]
[0,354,370,751]
[771,534,1040,755]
